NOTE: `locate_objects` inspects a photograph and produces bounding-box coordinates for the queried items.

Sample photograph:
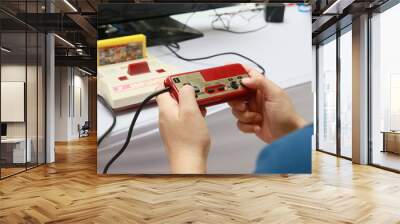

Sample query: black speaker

[265,4,285,23]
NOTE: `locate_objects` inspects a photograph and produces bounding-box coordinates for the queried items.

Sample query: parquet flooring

[1,135,400,223]
[1,167,26,178]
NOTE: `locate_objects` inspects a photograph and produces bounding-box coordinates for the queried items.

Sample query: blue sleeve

[254,124,313,174]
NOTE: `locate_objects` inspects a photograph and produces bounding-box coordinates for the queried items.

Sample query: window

[317,37,337,154]
[316,25,353,159]
[1,30,28,177]
[0,1,47,179]
[370,2,400,171]
[339,29,352,158]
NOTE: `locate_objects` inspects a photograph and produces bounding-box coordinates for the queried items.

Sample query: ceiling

[311,0,392,44]
[0,0,100,73]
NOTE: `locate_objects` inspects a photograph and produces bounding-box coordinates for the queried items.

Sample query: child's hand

[156,85,210,174]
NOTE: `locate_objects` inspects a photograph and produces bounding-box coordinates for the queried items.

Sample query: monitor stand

[98,16,204,46]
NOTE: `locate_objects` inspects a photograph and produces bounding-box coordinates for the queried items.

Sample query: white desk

[1,138,32,163]
[98,4,313,174]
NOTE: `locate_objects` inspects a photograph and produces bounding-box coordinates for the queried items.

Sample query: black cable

[211,7,267,34]
[97,95,116,146]
[165,44,266,75]
[168,42,180,51]
[211,23,268,34]
[102,87,171,174]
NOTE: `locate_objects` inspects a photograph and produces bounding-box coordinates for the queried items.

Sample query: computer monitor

[1,123,7,138]
[98,3,237,46]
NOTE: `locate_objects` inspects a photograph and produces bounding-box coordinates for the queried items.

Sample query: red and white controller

[164,64,252,107]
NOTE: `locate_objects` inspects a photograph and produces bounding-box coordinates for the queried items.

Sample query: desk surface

[97,4,313,174]
[148,4,312,87]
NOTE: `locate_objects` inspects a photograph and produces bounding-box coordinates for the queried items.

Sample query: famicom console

[97,34,178,111]
[164,63,252,107]
[97,33,251,111]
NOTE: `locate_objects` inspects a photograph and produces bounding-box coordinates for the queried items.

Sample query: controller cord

[102,87,171,174]
[165,43,266,75]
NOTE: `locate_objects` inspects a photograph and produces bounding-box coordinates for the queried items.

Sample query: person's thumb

[242,75,281,99]
[178,84,201,114]
[241,75,270,97]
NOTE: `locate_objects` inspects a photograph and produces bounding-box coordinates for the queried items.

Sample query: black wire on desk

[102,87,171,174]
[211,23,268,34]
[168,42,180,51]
[211,7,268,34]
[165,43,266,75]
[97,95,116,146]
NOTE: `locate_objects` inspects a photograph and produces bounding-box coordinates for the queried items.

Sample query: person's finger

[247,90,263,113]
[178,84,201,115]
[242,65,262,78]
[227,100,247,112]
[156,83,177,107]
[237,121,260,133]
[232,110,262,123]
[246,68,261,78]
[240,74,267,91]
[241,75,281,100]
[156,91,178,115]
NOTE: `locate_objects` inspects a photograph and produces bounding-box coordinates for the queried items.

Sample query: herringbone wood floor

[1,135,400,224]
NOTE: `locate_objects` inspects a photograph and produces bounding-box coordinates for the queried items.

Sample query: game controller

[164,64,251,107]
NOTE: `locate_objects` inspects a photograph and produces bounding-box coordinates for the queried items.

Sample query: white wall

[72,73,89,138]
[54,67,89,141]
[55,66,69,141]
[1,82,25,122]
[1,65,25,131]
[1,64,41,137]
[1,65,26,141]
[1,63,46,164]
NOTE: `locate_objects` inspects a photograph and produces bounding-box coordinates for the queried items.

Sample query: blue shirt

[254,124,313,174]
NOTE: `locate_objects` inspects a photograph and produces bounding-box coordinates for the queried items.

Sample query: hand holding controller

[228,66,307,143]
[156,64,307,174]
[156,85,210,174]
[157,63,252,174]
